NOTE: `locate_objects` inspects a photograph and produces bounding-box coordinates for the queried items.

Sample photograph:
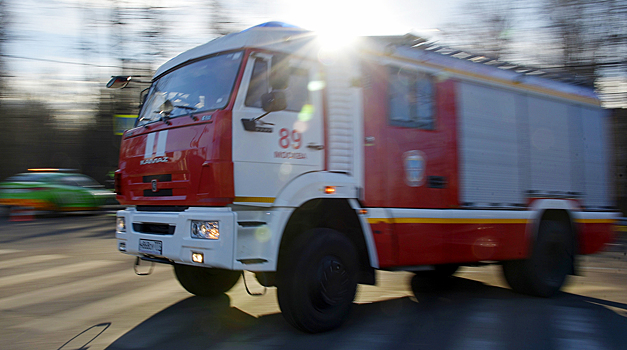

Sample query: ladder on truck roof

[371,33,594,87]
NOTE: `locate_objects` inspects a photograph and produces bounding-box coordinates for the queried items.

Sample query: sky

[0,0,470,123]
[5,0,626,112]
[5,0,462,98]
[6,0,623,113]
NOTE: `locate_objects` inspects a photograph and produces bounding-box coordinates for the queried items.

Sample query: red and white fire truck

[110,22,618,333]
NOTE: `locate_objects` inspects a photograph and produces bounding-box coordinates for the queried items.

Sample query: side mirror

[261,91,287,112]
[106,76,132,89]
[139,87,150,109]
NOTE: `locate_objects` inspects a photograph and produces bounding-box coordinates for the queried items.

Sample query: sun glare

[281,0,405,39]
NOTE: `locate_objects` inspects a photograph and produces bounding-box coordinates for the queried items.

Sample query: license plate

[138,239,162,255]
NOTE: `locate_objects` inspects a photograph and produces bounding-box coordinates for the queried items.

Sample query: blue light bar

[251,21,300,28]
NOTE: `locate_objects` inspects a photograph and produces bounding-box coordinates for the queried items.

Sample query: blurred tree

[440,0,626,105]
[0,0,12,180]
[0,0,8,95]
[79,89,132,186]
[0,99,65,180]
[540,0,627,82]
[140,4,169,70]
[439,0,516,60]
[206,0,237,36]
[110,0,132,66]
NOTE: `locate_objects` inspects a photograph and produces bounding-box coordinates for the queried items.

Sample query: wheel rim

[311,255,350,309]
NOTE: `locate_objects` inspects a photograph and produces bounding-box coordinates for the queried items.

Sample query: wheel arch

[539,209,576,237]
[529,199,579,244]
[277,198,376,285]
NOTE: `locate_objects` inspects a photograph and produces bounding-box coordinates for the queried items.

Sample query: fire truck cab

[112,22,617,333]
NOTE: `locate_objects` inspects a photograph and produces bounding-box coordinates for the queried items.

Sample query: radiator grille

[133,222,175,235]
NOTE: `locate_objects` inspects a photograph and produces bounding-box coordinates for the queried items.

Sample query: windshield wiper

[153,100,198,124]
[172,105,199,121]
[174,105,196,111]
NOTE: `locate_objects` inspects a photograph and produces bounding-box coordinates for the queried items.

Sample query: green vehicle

[0,170,116,212]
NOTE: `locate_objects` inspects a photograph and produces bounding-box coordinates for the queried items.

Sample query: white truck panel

[581,107,612,209]
[325,57,362,176]
[233,207,295,271]
[233,162,313,202]
[458,82,523,206]
[457,81,609,209]
[274,172,358,208]
[527,96,573,194]
[567,105,585,197]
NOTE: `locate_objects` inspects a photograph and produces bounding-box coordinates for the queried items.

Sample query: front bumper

[116,207,237,270]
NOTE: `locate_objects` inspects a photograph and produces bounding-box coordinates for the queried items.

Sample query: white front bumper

[116,207,237,270]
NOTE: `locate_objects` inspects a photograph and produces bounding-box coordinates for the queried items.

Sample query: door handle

[307,143,324,150]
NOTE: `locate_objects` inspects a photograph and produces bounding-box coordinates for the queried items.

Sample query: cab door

[364,63,458,209]
[363,62,459,266]
[231,52,324,204]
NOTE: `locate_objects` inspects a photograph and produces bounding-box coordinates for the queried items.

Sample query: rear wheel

[277,228,358,333]
[173,264,240,297]
[502,220,574,297]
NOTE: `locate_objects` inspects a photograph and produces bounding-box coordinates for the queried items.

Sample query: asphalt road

[0,212,626,350]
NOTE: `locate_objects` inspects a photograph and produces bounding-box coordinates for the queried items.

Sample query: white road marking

[0,254,66,269]
[15,279,185,332]
[0,249,22,255]
[0,260,119,288]
[581,266,627,271]
[0,267,165,310]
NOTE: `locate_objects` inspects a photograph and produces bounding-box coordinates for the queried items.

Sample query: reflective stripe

[234,197,275,203]
[367,218,528,224]
[575,219,617,224]
[144,132,155,159]
[155,130,168,157]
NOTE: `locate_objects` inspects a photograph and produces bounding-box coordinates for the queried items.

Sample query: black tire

[173,264,240,297]
[502,220,574,297]
[277,228,358,333]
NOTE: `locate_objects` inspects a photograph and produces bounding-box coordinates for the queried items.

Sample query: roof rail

[405,41,594,87]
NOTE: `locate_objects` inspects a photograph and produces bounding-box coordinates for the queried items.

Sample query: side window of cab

[388,66,435,130]
[244,54,310,112]
[245,59,269,108]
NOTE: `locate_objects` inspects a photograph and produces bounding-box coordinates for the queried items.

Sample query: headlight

[191,220,219,240]
[116,217,126,233]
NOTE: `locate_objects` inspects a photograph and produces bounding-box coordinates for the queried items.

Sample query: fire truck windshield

[137,51,244,126]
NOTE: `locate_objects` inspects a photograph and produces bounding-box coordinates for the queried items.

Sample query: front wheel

[173,264,240,297]
[277,228,359,333]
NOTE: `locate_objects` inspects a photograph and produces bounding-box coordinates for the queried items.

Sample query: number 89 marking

[279,128,302,149]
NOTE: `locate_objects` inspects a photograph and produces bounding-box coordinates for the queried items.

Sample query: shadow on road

[104,276,627,350]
